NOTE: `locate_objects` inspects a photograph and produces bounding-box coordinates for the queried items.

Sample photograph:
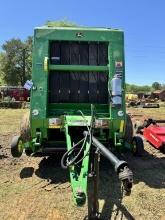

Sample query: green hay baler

[11,25,144,219]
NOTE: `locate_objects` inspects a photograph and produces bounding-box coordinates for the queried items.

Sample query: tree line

[126,82,165,94]
[0,37,164,94]
[0,37,32,86]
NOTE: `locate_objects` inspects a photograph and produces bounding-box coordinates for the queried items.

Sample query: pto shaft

[83,131,133,194]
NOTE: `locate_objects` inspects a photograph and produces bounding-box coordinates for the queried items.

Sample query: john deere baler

[11,25,144,219]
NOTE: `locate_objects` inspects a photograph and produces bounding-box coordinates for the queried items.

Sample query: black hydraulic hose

[67,133,88,167]
[74,109,94,165]
[61,109,94,169]
[73,138,91,165]
[61,136,86,169]
[77,110,92,144]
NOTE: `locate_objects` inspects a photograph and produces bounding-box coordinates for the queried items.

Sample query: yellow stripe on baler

[120,120,124,133]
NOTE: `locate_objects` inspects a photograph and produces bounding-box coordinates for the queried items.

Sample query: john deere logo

[76,32,83,38]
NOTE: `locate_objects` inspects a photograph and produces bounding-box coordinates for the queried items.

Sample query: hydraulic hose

[61,107,94,169]
[61,134,88,169]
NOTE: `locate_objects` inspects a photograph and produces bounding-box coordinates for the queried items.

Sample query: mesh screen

[50,41,108,66]
[49,71,108,104]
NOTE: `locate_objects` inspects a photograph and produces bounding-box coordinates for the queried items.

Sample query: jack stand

[87,149,100,220]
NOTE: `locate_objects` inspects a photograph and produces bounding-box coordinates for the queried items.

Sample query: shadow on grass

[35,154,69,184]
[20,167,34,178]
[123,150,165,188]
[20,148,165,219]
[94,159,135,220]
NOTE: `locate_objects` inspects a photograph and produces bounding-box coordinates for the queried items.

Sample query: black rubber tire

[134,121,141,134]
[125,114,133,144]
[161,145,165,154]
[20,112,31,142]
[11,136,23,158]
[25,149,33,156]
[132,136,144,156]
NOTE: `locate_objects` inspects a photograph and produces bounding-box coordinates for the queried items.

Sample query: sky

[0,0,165,85]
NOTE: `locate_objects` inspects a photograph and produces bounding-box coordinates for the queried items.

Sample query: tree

[0,53,5,85]
[0,37,32,86]
[152,82,161,90]
[161,83,165,90]
[46,19,77,27]
[125,83,152,94]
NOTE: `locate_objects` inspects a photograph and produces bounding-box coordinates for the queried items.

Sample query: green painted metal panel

[30,37,49,119]
[49,64,108,72]
[65,115,92,126]
[35,27,123,42]
[48,103,109,117]
[31,25,125,144]
[65,123,90,205]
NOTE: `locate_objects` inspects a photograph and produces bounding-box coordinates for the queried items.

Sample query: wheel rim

[18,140,23,153]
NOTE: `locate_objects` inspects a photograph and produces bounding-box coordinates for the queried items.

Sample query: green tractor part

[11,25,144,219]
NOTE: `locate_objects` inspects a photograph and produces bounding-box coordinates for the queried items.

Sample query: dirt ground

[0,108,165,220]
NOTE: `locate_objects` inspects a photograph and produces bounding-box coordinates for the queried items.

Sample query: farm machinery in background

[135,118,165,153]
[0,86,30,108]
[11,25,144,219]
[126,93,160,108]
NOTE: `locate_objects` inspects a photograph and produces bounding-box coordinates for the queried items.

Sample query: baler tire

[125,114,133,144]
[132,136,144,156]
[25,149,33,156]
[20,112,31,142]
[11,136,23,158]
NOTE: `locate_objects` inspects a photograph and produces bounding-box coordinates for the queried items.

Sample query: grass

[0,109,28,134]
[128,106,165,120]
[0,108,165,219]
[0,107,164,135]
